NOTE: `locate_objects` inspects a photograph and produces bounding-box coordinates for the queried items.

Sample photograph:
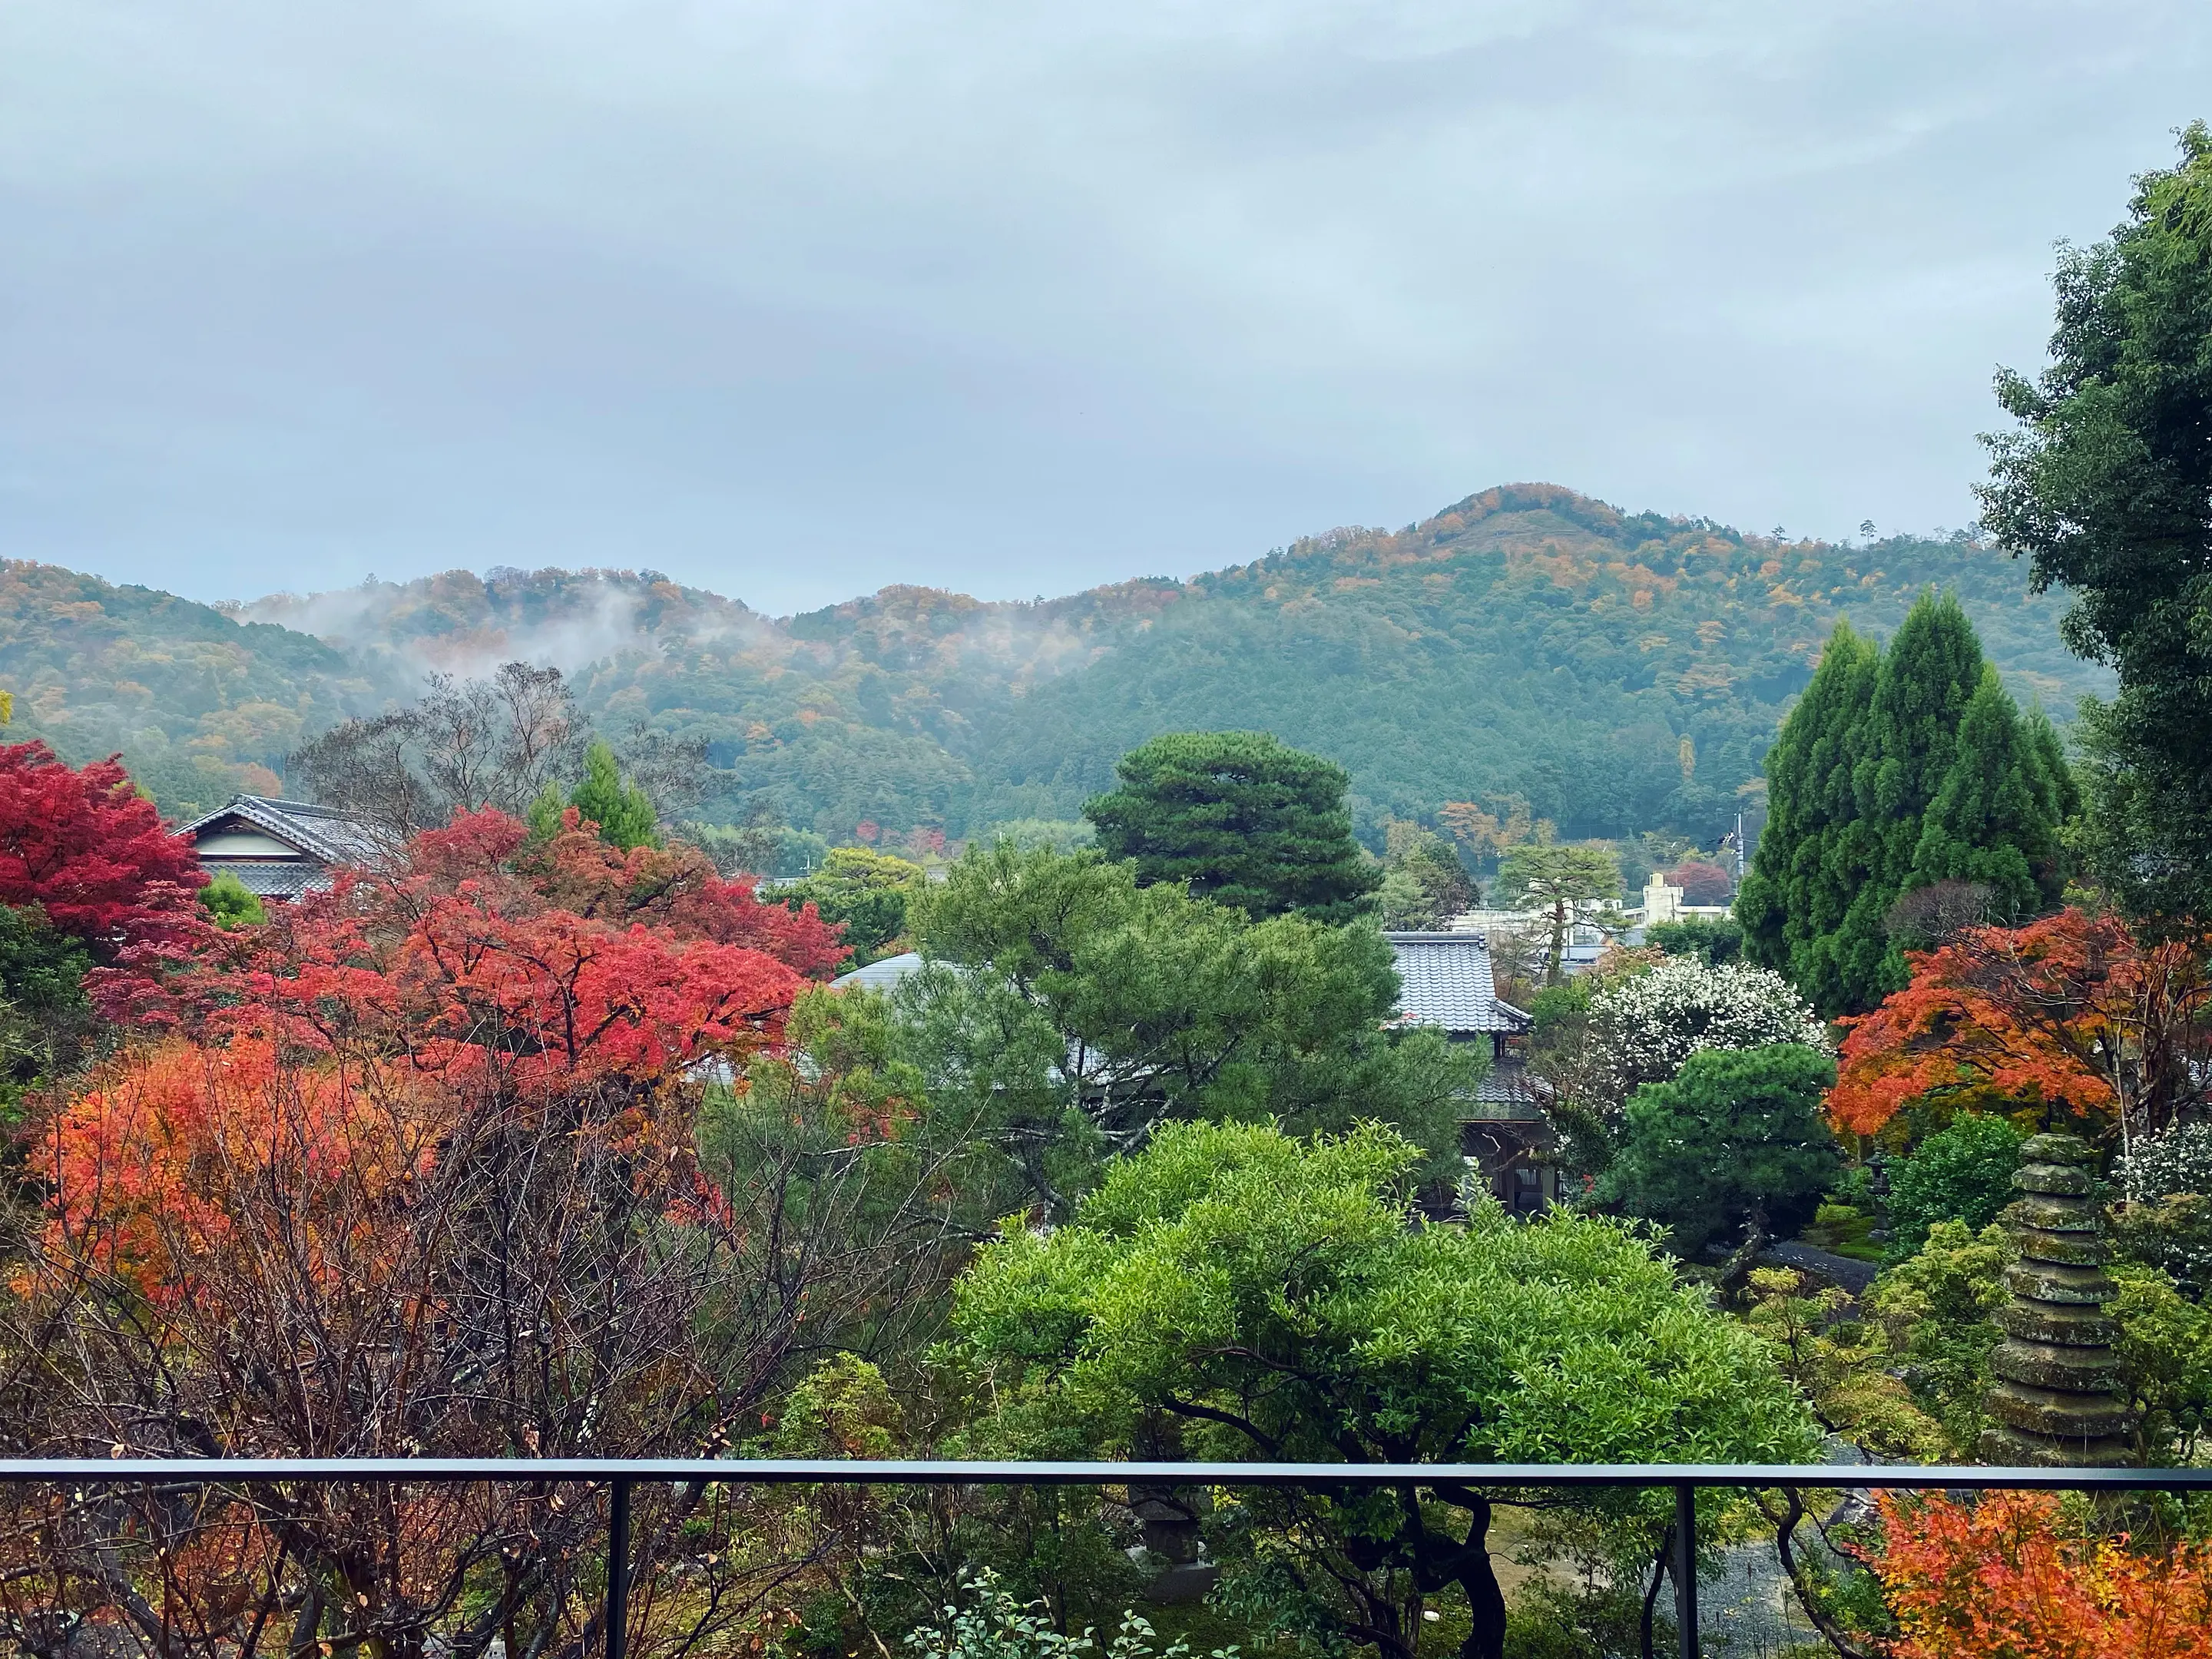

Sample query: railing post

[606,1479,632,1659]
[1672,1482,1698,1659]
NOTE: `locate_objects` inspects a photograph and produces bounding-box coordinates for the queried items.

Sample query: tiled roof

[831,951,926,992]
[215,861,339,899]
[177,796,395,869]
[1471,1065,1549,1118]
[1383,932,1531,1035]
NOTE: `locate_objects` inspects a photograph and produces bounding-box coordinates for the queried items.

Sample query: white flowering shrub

[2114,1121,2212,1295]
[1588,955,1830,1117]
[2120,1121,2212,1200]
[906,1571,1232,1659]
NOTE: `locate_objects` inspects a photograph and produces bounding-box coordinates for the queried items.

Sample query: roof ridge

[176,794,392,867]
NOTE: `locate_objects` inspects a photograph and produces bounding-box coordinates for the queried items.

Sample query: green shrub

[1886,1114,2025,1250]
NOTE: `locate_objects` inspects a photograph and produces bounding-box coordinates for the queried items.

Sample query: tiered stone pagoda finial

[1980,1132,2133,1466]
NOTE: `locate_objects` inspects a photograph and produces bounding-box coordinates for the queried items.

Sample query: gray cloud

[3,0,2206,614]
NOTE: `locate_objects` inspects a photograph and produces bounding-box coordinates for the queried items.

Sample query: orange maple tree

[1827,907,2212,1142]
[1872,1491,2212,1658]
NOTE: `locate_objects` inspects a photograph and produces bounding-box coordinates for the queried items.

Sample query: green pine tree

[1082,730,1381,922]
[562,740,660,849]
[1597,1042,1841,1256]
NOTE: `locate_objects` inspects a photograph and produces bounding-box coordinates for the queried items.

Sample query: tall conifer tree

[1910,665,2071,918]
[1743,598,2069,1016]
[1738,621,1881,1015]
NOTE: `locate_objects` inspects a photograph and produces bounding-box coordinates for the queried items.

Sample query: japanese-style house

[1382,931,1557,1214]
[176,795,393,901]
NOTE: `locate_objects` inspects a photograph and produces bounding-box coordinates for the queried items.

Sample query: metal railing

[5,1459,2209,1659]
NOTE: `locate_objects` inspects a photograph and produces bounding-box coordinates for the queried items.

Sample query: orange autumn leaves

[35,1037,440,1304]
[1828,908,2212,1140]
[1875,1492,2212,1659]
[34,807,846,1301]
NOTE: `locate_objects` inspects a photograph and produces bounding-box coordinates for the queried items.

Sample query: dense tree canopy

[1598,1043,1841,1257]
[1376,820,1477,929]
[4,806,959,1659]
[1980,123,2212,928]
[1734,622,1882,1015]
[1828,907,2212,1146]
[899,842,1474,1214]
[1885,1113,2025,1250]
[1084,730,1379,922]
[0,739,204,953]
[777,846,927,969]
[952,1121,1819,1659]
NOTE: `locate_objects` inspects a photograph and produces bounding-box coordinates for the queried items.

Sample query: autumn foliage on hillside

[1872,1492,2212,1658]
[0,738,202,947]
[1828,908,2212,1141]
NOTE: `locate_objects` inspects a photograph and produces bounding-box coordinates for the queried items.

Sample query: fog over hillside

[3,485,2108,846]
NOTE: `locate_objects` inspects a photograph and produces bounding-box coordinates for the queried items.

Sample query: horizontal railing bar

[0,1459,2207,1490]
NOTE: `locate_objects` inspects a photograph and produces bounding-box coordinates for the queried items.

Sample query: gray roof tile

[178,796,396,869]
[831,951,926,991]
[1383,932,1531,1035]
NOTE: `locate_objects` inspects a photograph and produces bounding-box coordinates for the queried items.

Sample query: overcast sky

[4,2,2206,615]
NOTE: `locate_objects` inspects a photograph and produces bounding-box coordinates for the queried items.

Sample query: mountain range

[0,483,2108,855]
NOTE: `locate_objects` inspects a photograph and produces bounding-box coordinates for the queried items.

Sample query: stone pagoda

[1980,1132,2133,1466]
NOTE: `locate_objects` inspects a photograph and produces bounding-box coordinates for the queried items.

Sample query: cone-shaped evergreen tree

[1745,595,2072,1017]
[533,739,661,849]
[1856,592,1986,831]
[1738,621,1882,1015]
[1910,664,2062,919]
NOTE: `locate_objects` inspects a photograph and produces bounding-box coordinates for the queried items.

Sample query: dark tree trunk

[1454,1498,1506,1659]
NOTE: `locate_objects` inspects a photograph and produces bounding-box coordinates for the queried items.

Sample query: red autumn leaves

[0,740,203,947]
[25,790,846,1302]
[151,808,842,1088]
[1873,1492,2212,1658]
[1829,907,2212,1142]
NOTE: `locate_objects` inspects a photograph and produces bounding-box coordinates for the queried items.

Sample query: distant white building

[1629,873,1731,929]
[1444,875,1733,975]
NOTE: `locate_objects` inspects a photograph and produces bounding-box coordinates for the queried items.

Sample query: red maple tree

[6,810,946,1659]
[524,806,848,975]
[0,740,203,949]
[1667,859,1734,906]
[119,809,821,1076]
[1828,907,2212,1143]
[1872,1491,2212,1658]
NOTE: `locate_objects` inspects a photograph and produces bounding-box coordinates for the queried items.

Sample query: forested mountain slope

[0,561,392,818]
[2,484,2105,842]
